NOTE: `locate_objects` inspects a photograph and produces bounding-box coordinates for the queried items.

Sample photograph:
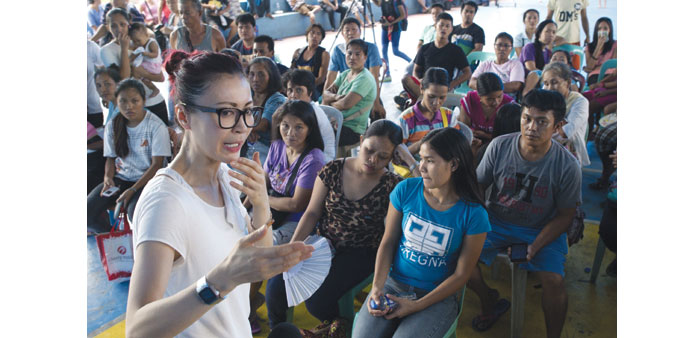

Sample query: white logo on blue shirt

[402,213,453,257]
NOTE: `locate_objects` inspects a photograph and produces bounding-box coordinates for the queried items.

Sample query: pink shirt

[471,59,526,84]
[586,40,617,77]
[460,91,514,134]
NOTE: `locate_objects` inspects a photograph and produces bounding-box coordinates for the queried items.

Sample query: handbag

[567,205,586,246]
[95,205,134,283]
[268,150,309,226]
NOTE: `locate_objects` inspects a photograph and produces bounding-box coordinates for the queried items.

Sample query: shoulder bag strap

[283,150,310,195]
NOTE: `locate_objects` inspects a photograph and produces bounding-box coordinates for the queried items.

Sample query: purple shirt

[264,140,325,222]
[519,42,552,74]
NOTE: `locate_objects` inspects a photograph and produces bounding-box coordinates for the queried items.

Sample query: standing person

[514,9,540,58]
[542,61,590,166]
[230,13,257,68]
[247,57,287,164]
[459,72,514,146]
[125,51,310,338]
[86,79,171,234]
[170,0,226,52]
[265,120,406,335]
[289,0,322,25]
[403,12,470,103]
[583,17,617,85]
[451,1,485,56]
[324,18,385,120]
[547,0,590,46]
[519,19,557,75]
[87,0,105,37]
[290,24,331,101]
[470,32,525,97]
[323,39,377,158]
[373,0,411,83]
[352,127,490,338]
[283,69,337,161]
[319,0,347,31]
[100,8,169,125]
[469,89,581,337]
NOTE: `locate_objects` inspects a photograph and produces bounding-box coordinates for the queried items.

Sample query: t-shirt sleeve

[471,60,490,79]
[150,118,172,157]
[367,44,383,68]
[351,72,376,99]
[562,96,588,141]
[103,121,116,158]
[508,59,525,83]
[317,160,338,189]
[263,141,281,173]
[454,46,470,70]
[475,137,498,186]
[474,26,485,45]
[556,157,582,209]
[464,204,491,235]
[398,114,410,144]
[262,93,286,122]
[521,43,535,63]
[134,190,189,260]
[328,48,343,72]
[389,177,409,213]
[295,149,325,189]
[413,45,426,68]
[547,0,556,11]
[513,32,524,48]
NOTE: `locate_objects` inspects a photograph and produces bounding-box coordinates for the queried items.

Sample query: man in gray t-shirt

[467,90,580,338]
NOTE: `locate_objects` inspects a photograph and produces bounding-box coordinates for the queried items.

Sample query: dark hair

[523,8,539,22]
[254,35,274,52]
[533,20,556,70]
[271,100,324,151]
[551,49,570,63]
[495,32,514,46]
[492,103,521,138]
[282,69,316,97]
[430,3,445,11]
[305,24,326,42]
[461,1,478,13]
[436,12,453,25]
[476,72,504,96]
[112,78,147,158]
[94,64,122,84]
[219,48,242,62]
[236,13,256,27]
[127,22,147,37]
[163,50,244,111]
[363,119,403,151]
[106,7,130,24]
[588,17,614,56]
[247,57,283,99]
[346,39,368,56]
[178,0,202,12]
[342,17,361,29]
[521,89,566,123]
[421,67,449,89]
[420,128,484,206]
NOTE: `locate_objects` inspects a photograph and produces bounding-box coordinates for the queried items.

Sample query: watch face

[199,287,218,304]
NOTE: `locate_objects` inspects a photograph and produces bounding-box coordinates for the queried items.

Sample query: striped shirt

[397,102,459,146]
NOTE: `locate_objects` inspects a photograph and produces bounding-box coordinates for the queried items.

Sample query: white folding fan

[283,235,333,307]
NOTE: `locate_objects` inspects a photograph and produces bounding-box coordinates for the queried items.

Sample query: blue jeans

[352,277,459,338]
[381,28,411,74]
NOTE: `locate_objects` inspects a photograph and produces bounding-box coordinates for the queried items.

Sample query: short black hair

[430,3,445,11]
[128,22,148,37]
[305,23,326,42]
[342,17,361,29]
[347,39,368,56]
[254,35,274,51]
[236,13,256,27]
[495,32,514,46]
[436,12,453,25]
[462,1,479,13]
[521,89,566,123]
[282,69,316,97]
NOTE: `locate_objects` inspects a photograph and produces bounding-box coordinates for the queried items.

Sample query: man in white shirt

[282,69,337,162]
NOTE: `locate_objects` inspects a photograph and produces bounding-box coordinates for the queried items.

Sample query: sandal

[328,318,349,338]
[300,320,332,338]
[471,298,511,332]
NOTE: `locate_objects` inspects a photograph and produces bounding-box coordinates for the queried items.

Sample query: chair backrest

[466,51,497,71]
[553,44,586,69]
[597,59,617,83]
[320,105,343,157]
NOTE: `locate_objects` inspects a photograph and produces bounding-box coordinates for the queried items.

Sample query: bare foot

[266,13,274,19]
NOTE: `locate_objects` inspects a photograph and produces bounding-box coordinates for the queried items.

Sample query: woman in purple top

[519,20,557,76]
[458,72,514,147]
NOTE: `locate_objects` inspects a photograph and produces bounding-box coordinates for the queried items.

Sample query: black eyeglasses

[494,43,512,49]
[181,103,263,129]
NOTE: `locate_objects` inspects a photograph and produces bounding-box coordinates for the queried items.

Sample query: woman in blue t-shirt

[352,127,490,337]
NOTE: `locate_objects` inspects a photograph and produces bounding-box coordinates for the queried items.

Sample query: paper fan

[283,235,333,307]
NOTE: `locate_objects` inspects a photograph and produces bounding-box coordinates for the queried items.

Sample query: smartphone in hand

[102,186,120,197]
[510,243,528,263]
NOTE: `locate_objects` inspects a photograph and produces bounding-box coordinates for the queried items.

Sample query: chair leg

[590,237,607,283]
[510,262,527,338]
[286,306,294,323]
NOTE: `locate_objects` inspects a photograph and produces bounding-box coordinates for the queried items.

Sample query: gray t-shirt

[476,132,581,229]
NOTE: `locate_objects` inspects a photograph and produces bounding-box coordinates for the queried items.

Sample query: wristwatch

[196,275,225,305]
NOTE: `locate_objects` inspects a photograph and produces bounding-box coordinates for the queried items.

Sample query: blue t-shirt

[258,92,287,146]
[389,178,491,291]
[328,42,383,72]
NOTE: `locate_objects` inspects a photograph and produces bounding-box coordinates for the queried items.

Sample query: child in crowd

[128,23,163,98]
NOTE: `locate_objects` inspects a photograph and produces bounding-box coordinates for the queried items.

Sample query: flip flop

[471,298,511,332]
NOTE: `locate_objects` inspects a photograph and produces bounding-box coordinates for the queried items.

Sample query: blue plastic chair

[454,51,496,95]
[597,59,617,82]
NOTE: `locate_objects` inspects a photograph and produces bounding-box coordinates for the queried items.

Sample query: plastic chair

[590,237,607,283]
[597,59,617,82]
[454,51,496,95]
[351,286,467,338]
[320,105,343,157]
[489,253,527,338]
[553,44,586,70]
[286,273,374,323]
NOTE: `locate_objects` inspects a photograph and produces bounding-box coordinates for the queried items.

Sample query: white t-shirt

[132,166,252,338]
[548,0,589,44]
[100,41,165,107]
[471,59,525,84]
[513,30,533,50]
[88,40,104,115]
[104,110,172,181]
[311,102,336,162]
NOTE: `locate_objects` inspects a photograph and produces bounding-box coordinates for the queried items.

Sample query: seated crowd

[86,1,616,337]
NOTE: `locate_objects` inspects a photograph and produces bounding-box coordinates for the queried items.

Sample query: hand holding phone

[510,243,528,263]
[102,186,120,197]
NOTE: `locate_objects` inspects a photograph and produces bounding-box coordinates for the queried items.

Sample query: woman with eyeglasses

[469,32,525,97]
[125,51,311,338]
